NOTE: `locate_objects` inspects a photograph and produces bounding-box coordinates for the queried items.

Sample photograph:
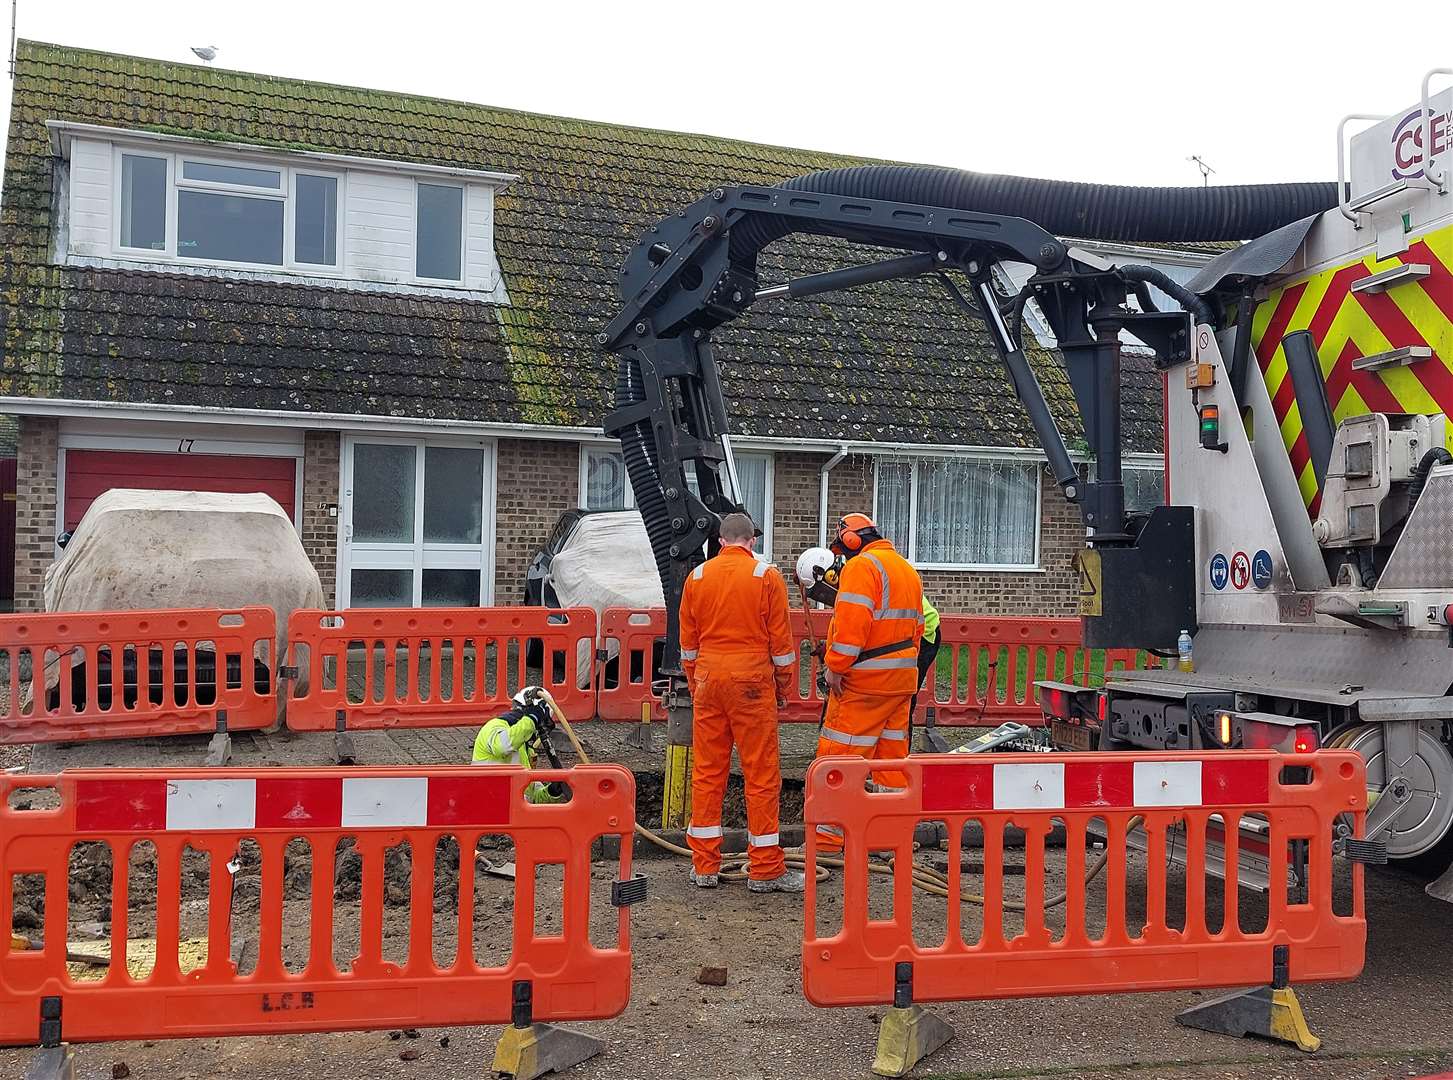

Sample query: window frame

[412,179,467,285]
[579,443,637,512]
[576,444,775,556]
[872,453,1043,572]
[110,143,346,276]
[338,433,497,609]
[115,149,172,254]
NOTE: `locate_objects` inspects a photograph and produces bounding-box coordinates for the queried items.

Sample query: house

[0,41,1208,616]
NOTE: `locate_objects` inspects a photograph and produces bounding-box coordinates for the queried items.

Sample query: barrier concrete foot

[334,731,358,766]
[1176,985,1321,1052]
[23,1045,75,1080]
[205,731,232,766]
[492,1022,605,1079]
[871,1004,953,1077]
[1426,859,1453,903]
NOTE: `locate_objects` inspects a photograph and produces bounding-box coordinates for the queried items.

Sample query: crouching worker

[472,685,567,804]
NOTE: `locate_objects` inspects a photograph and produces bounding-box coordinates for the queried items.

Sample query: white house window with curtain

[874,456,1040,569]
[580,446,774,554]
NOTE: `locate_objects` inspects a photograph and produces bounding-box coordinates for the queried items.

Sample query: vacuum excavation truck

[598,67,1453,899]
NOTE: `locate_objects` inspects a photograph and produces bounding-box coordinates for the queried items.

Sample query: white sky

[5,0,1453,186]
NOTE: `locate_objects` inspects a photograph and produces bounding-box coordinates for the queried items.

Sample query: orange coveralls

[816,538,924,850]
[678,546,797,881]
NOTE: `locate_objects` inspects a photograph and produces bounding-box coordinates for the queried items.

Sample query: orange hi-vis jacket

[678,545,796,698]
[825,539,924,697]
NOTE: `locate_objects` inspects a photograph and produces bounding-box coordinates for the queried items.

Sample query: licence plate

[1051,719,1093,752]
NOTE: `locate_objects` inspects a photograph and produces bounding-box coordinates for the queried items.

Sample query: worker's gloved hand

[531,700,556,734]
[812,641,825,662]
[545,781,566,800]
[824,669,844,696]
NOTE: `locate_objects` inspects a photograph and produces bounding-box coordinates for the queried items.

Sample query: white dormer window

[54,123,514,300]
[117,150,343,271]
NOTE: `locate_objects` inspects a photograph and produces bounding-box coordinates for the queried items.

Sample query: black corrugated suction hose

[730,165,1338,259]
[614,354,675,588]
[619,165,1338,602]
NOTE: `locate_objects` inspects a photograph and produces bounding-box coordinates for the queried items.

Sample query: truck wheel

[1328,723,1453,860]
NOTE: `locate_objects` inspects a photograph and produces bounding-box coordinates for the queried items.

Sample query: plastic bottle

[1177,629,1194,673]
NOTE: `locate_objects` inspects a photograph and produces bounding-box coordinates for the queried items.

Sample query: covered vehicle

[42,489,324,715]
[524,509,664,686]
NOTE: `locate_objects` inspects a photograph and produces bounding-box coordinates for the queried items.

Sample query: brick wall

[301,431,340,608]
[768,449,1079,617]
[13,415,58,612]
[493,438,579,602]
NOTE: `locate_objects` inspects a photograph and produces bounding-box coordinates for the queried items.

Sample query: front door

[339,436,494,607]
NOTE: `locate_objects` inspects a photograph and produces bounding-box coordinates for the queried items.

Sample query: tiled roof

[1,40,1163,451]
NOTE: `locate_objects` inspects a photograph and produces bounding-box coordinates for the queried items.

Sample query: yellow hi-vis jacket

[472,706,561,804]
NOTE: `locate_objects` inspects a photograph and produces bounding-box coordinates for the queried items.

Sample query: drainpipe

[818,445,851,548]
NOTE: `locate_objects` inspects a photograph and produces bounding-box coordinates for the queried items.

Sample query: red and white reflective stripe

[74,775,513,832]
[922,758,1269,812]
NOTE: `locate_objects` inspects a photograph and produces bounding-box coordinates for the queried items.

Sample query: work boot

[689,869,719,889]
[748,869,806,894]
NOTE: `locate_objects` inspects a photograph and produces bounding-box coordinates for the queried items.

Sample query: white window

[1123,462,1166,512]
[59,126,513,296]
[579,446,774,554]
[114,146,342,272]
[582,446,635,510]
[416,182,464,282]
[874,456,1040,569]
[340,437,495,608]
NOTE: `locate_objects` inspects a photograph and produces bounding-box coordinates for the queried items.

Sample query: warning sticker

[1075,550,1102,616]
[1230,551,1251,590]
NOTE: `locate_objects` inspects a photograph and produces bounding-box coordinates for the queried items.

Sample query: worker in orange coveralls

[815,513,924,851]
[678,512,805,893]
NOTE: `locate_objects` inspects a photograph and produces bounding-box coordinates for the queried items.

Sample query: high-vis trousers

[814,687,912,850]
[687,661,787,881]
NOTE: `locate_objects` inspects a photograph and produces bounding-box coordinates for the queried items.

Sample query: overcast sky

[6,1,1452,186]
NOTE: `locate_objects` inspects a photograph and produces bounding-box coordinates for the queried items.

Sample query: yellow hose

[546,697,1131,910]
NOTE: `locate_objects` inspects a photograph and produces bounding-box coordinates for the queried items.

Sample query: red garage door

[63,450,298,531]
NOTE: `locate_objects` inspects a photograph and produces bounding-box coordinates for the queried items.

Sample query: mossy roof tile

[0,39,1162,451]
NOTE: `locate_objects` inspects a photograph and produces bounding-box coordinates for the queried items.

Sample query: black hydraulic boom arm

[601,183,1195,701]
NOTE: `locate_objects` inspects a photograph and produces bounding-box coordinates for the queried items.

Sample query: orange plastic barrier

[803,750,1366,1007]
[0,764,637,1046]
[597,608,666,721]
[0,608,278,744]
[285,607,598,731]
[926,616,1145,725]
[594,607,1142,726]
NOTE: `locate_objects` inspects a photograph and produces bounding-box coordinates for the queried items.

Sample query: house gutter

[817,444,851,548]
[0,397,1164,467]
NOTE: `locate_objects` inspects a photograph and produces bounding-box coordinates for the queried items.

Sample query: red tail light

[1040,687,1070,721]
[1096,691,1109,723]
[1240,715,1320,754]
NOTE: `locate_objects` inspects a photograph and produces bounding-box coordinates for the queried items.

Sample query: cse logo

[1392,106,1452,181]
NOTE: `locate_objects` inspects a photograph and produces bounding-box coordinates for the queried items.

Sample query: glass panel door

[341,438,493,608]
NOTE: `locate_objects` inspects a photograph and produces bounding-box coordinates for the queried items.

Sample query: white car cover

[43,489,324,677]
[544,512,664,685]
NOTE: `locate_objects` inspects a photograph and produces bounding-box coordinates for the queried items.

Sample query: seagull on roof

[190,46,219,63]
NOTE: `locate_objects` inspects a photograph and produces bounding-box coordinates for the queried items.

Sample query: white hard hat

[795,546,837,587]
[513,685,547,708]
